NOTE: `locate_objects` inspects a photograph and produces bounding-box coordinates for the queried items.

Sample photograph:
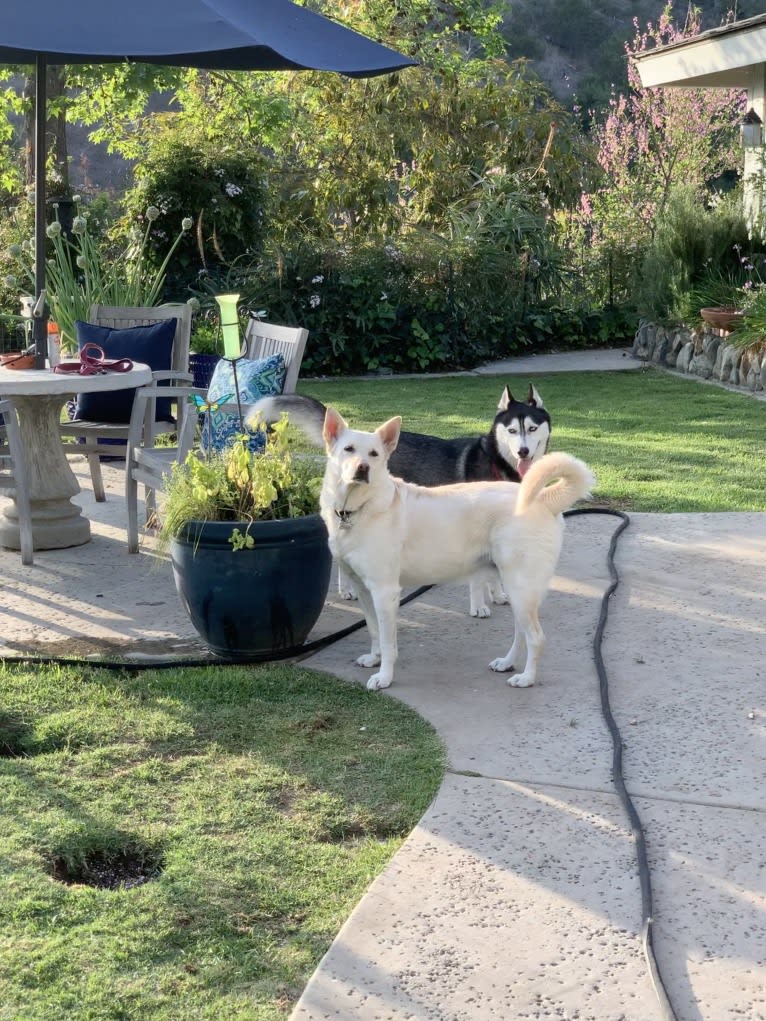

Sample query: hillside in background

[502,0,765,112]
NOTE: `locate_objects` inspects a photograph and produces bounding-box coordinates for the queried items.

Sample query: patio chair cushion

[201,353,286,454]
[71,318,176,423]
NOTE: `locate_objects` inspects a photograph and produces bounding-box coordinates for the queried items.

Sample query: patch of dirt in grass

[48,847,165,890]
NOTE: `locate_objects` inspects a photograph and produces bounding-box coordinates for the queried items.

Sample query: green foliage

[0,197,33,342]
[158,417,324,550]
[122,136,269,298]
[6,197,193,353]
[189,311,220,355]
[633,185,757,323]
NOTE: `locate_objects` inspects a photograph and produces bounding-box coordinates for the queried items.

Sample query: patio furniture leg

[87,451,106,502]
[0,394,90,548]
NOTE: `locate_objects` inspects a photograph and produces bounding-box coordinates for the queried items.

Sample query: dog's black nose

[354,463,370,483]
[518,446,529,459]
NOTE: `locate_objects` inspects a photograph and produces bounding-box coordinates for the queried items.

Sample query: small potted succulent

[158,416,331,660]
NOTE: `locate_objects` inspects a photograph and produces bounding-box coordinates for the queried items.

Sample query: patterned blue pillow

[202,354,286,454]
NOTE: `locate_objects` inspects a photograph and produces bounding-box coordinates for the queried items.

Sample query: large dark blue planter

[170,514,332,660]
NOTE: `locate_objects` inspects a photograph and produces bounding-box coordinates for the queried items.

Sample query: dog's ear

[323,406,348,449]
[376,416,402,455]
[527,384,544,408]
[498,386,513,411]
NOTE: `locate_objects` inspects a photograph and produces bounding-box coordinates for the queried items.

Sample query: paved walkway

[1,348,764,1021]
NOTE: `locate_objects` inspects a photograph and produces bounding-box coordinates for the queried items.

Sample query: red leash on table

[53,342,134,375]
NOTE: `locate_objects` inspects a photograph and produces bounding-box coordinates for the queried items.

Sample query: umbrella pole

[33,53,48,370]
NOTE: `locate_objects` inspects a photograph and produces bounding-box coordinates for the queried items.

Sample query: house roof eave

[633,14,766,90]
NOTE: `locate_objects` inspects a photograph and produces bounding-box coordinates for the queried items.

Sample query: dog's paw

[507,672,535,688]
[339,588,358,601]
[470,604,492,618]
[489,656,514,673]
[366,672,392,691]
[489,587,510,606]
[356,653,381,668]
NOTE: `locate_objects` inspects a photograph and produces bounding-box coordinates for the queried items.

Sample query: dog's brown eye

[370,450,379,457]
[344,445,355,452]
[528,425,537,433]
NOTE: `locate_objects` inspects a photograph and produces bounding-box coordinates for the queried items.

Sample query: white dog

[320,407,595,692]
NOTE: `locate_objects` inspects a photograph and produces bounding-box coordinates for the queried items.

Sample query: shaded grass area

[0,662,444,1020]
[299,368,766,512]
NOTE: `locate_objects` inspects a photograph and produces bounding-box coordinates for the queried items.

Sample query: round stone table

[0,362,152,550]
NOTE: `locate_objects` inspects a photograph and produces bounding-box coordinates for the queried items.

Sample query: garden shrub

[633,185,756,324]
[122,138,269,300]
[189,229,631,376]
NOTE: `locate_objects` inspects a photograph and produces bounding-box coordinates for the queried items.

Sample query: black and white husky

[247,385,552,616]
[250,384,551,485]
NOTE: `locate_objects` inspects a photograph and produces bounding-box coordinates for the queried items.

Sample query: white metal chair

[59,303,194,502]
[244,320,309,394]
[0,398,34,564]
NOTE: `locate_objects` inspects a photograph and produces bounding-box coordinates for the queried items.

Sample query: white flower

[8,244,22,258]
[224,182,243,197]
[3,274,17,287]
[309,294,321,309]
[187,297,201,312]
[72,215,87,234]
[46,221,62,238]
[380,293,388,301]
[72,194,81,204]
[146,206,160,222]
[182,216,193,231]
[311,274,324,284]
[76,255,87,269]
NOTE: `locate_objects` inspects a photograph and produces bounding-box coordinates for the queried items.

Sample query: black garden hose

[566,507,678,1021]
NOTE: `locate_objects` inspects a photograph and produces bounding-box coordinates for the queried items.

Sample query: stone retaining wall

[632,319,766,392]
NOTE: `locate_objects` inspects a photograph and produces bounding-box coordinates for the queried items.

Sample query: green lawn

[0,663,444,1021]
[299,368,766,512]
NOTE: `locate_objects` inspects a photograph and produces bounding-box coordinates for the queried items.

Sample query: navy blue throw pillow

[72,318,176,423]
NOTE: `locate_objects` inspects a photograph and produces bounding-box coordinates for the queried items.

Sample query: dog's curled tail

[244,393,328,446]
[515,452,595,516]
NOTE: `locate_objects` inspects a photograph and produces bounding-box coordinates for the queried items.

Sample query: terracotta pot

[700,307,744,333]
[1,351,35,370]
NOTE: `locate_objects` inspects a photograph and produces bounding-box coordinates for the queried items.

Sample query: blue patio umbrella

[0,0,416,365]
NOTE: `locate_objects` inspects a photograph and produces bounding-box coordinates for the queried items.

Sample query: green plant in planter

[159,416,323,548]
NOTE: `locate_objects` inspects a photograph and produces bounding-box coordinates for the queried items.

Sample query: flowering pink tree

[562,4,746,303]
[595,5,745,229]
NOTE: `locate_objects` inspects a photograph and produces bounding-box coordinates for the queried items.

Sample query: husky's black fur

[247,385,551,486]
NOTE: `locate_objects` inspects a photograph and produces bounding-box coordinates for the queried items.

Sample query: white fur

[320,407,595,692]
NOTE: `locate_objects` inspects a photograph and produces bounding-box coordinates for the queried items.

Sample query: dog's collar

[334,507,355,529]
